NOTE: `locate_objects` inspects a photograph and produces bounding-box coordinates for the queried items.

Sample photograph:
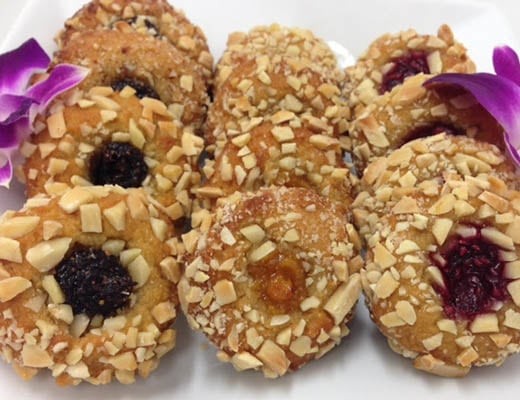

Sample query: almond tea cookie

[0,186,181,385]
[22,87,203,221]
[354,135,520,376]
[215,24,340,89]
[54,29,210,129]
[199,119,354,212]
[179,187,363,378]
[56,0,213,82]
[344,24,475,117]
[349,74,504,174]
[205,58,350,149]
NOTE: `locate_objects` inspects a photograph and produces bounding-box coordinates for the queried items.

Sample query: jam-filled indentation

[55,247,135,317]
[380,51,430,94]
[89,142,148,188]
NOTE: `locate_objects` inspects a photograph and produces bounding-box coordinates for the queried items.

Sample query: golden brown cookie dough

[349,74,504,174]
[179,186,363,378]
[199,119,354,212]
[56,0,213,82]
[353,134,520,376]
[215,24,341,89]
[205,57,350,149]
[344,24,475,117]
[22,87,203,221]
[0,186,181,385]
[54,29,210,129]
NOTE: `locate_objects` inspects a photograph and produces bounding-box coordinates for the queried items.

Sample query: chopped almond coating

[358,134,520,376]
[57,0,213,81]
[345,24,475,117]
[348,73,503,173]
[0,186,179,385]
[23,89,202,219]
[180,187,361,377]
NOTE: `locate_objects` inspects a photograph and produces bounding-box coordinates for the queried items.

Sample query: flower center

[89,142,148,188]
[54,247,135,317]
[380,51,430,94]
[432,226,511,319]
[111,78,159,99]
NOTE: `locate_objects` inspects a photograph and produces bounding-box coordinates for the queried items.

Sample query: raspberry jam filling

[90,142,148,188]
[432,226,511,320]
[380,51,430,94]
[403,123,463,145]
[55,247,135,317]
[111,78,159,100]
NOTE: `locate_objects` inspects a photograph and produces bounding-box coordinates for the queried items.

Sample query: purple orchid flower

[0,39,88,188]
[424,45,520,166]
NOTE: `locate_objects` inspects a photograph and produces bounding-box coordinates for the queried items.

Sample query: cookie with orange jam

[354,134,520,376]
[54,29,209,129]
[179,187,363,377]
[0,186,180,385]
[22,87,203,221]
[56,0,213,82]
[349,74,504,174]
[344,24,475,117]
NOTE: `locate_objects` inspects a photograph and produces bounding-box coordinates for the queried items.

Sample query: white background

[0,0,520,399]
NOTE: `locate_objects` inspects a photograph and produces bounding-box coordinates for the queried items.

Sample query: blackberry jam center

[432,227,510,320]
[380,51,430,94]
[55,247,135,317]
[90,142,148,188]
[111,78,159,99]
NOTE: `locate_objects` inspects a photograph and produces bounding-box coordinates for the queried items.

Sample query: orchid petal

[425,73,520,150]
[0,111,32,148]
[0,39,49,94]
[505,134,520,166]
[493,46,520,86]
[0,94,35,123]
[26,64,90,112]
[0,152,14,189]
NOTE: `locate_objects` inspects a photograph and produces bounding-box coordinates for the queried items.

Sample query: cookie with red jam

[355,134,520,377]
[344,24,475,117]
[349,74,504,175]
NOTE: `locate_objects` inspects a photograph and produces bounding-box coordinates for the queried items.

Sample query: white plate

[0,0,518,399]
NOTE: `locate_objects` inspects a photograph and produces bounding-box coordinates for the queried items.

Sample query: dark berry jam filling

[89,142,148,188]
[111,78,159,99]
[432,226,511,320]
[380,51,430,94]
[55,247,135,317]
[402,123,463,145]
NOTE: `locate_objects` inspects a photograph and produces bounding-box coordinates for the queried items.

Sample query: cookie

[198,119,354,212]
[215,24,340,89]
[54,29,209,129]
[344,24,475,117]
[179,186,363,378]
[205,58,350,149]
[349,74,504,174]
[353,134,520,376]
[22,87,203,221]
[0,186,180,385]
[56,0,213,82]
